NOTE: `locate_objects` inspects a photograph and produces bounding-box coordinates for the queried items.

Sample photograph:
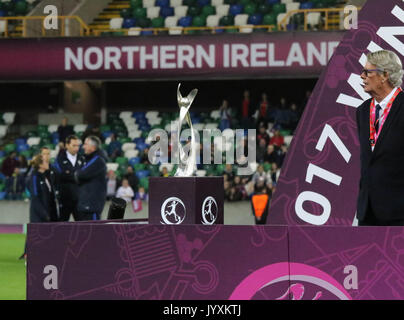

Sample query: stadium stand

[0,102,297,202]
[0,0,41,37]
[87,0,349,36]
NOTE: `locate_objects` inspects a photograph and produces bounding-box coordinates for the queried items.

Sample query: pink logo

[229,262,352,300]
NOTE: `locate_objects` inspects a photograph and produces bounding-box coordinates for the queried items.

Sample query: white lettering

[286,43,306,66]
[84,47,103,70]
[343,265,358,290]
[268,43,285,66]
[250,43,267,67]
[140,46,158,69]
[196,45,215,68]
[122,46,139,69]
[104,46,122,70]
[177,45,195,68]
[65,47,83,70]
[43,265,58,290]
[295,191,331,225]
[307,42,327,66]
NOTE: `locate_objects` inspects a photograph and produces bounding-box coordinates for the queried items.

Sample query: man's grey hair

[86,135,101,149]
[367,50,404,87]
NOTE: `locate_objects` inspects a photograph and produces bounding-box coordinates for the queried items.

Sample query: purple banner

[27,222,404,300]
[289,226,404,300]
[0,32,343,81]
[27,223,289,300]
[268,0,404,226]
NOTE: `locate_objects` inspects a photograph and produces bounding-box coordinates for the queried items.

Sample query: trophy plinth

[149,176,224,225]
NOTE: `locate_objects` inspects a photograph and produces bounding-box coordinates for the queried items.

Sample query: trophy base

[149,176,224,225]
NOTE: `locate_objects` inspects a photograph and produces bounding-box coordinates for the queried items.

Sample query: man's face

[41,149,51,162]
[66,139,80,155]
[83,138,95,155]
[62,118,68,126]
[361,62,384,95]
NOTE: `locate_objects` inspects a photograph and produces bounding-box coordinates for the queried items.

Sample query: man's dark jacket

[75,150,107,214]
[54,150,84,210]
[356,91,404,221]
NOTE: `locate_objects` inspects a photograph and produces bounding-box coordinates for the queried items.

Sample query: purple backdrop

[27,222,404,300]
[289,226,404,300]
[0,32,342,81]
[268,0,404,226]
[27,223,289,300]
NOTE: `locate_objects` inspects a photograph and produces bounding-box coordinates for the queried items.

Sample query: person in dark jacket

[75,135,107,221]
[53,135,83,221]
[57,117,74,148]
[1,151,19,177]
[27,154,57,223]
[20,154,58,261]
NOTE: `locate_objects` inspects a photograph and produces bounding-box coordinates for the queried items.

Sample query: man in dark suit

[356,50,404,226]
[74,135,107,221]
[53,135,83,221]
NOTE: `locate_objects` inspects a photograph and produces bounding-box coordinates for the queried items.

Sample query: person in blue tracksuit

[74,135,107,221]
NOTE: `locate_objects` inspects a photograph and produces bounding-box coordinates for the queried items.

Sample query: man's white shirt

[371,87,399,151]
[66,151,77,167]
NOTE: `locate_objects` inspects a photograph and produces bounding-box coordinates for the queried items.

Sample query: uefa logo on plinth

[160,197,186,224]
[201,196,218,225]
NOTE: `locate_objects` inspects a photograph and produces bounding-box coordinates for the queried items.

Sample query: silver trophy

[174,83,198,177]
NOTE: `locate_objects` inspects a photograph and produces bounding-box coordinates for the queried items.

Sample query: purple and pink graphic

[27,223,404,300]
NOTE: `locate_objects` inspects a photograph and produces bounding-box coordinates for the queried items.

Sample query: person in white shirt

[116,178,134,203]
[54,135,83,221]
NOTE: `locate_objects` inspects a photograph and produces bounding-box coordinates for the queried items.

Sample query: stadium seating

[89,0,343,36]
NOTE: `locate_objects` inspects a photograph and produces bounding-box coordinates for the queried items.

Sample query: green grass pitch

[0,234,26,300]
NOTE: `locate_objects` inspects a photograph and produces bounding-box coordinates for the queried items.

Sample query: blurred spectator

[241,90,251,129]
[286,103,300,130]
[81,125,103,143]
[257,92,269,125]
[57,117,74,147]
[107,133,122,161]
[269,130,284,148]
[278,144,288,167]
[224,180,232,201]
[264,144,280,166]
[124,166,139,193]
[140,147,150,164]
[257,125,270,145]
[223,164,234,183]
[106,170,120,201]
[256,138,268,163]
[269,162,281,186]
[301,90,311,112]
[116,178,135,203]
[18,155,28,175]
[5,167,25,200]
[233,176,247,200]
[135,186,148,201]
[1,151,19,177]
[161,167,170,177]
[278,97,288,110]
[252,165,268,187]
[219,99,232,131]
